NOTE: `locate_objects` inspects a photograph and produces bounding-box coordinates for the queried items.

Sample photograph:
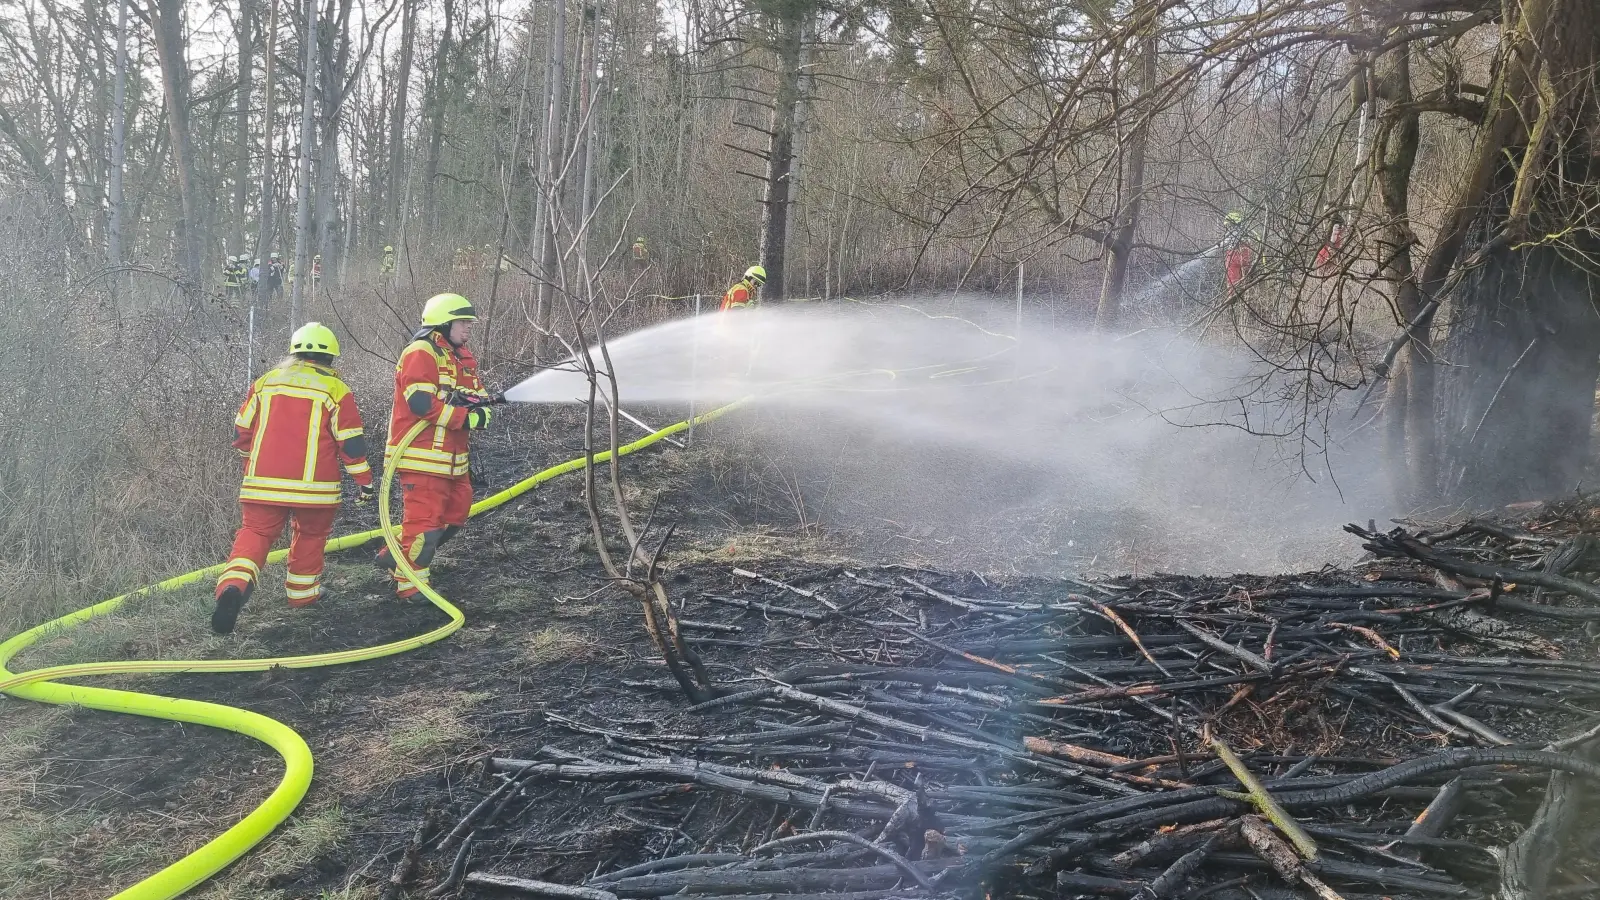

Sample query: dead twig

[1211,736,1319,860]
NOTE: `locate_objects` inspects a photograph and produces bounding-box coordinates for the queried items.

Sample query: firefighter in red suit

[1223,211,1254,297]
[375,293,494,598]
[211,322,375,634]
[719,264,766,311]
[1314,213,1346,275]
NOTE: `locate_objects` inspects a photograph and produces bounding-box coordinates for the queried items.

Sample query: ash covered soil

[5,406,1600,900]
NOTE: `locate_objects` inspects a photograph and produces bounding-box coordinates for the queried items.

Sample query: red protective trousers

[1224,246,1254,295]
[389,472,474,597]
[216,502,338,607]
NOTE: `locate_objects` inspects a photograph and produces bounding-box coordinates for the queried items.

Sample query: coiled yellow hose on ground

[0,403,737,900]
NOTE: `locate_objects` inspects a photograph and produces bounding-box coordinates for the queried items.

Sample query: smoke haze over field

[509,302,1394,573]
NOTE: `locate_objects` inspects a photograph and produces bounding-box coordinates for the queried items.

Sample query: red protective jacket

[387,331,485,478]
[719,280,754,312]
[233,361,372,507]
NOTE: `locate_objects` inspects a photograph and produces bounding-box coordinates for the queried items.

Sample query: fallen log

[702,593,829,621]
[1176,620,1273,672]
[1499,765,1589,900]
[1209,849,1476,895]
[1349,525,1600,605]
[1055,871,1148,896]
[733,567,841,611]
[678,620,746,634]
[486,758,899,819]
[466,873,621,900]
[1240,815,1343,900]
[749,831,935,889]
[599,860,963,897]
[1394,777,1467,860]
[1142,833,1221,899]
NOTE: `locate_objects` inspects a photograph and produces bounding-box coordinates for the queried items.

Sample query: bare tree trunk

[1370,37,1433,505]
[1094,7,1157,332]
[107,0,130,296]
[314,0,354,282]
[527,0,558,263]
[84,0,111,253]
[1439,244,1600,504]
[482,7,539,351]
[421,0,456,235]
[758,7,804,302]
[1416,0,1553,296]
[146,0,203,286]
[315,126,337,279]
[384,0,416,246]
[29,10,70,208]
[789,22,815,297]
[1434,1,1600,505]
[577,0,599,266]
[233,0,254,252]
[341,100,355,281]
[253,0,282,372]
[533,0,568,362]
[290,0,317,325]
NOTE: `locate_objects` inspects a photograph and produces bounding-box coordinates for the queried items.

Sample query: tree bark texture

[1371,36,1434,506]
[758,5,805,302]
[252,0,282,372]
[532,0,567,363]
[1499,740,1595,900]
[1095,5,1157,332]
[232,0,254,253]
[290,0,317,325]
[1433,0,1599,507]
[421,0,456,235]
[146,0,203,286]
[314,0,355,276]
[384,0,416,246]
[1416,0,1553,296]
[1438,240,1600,506]
[107,0,130,292]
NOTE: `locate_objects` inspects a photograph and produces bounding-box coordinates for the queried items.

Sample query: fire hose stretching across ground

[0,305,1042,900]
[0,403,741,900]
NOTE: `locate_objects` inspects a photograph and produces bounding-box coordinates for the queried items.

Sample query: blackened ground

[3,410,1600,900]
[0,407,857,900]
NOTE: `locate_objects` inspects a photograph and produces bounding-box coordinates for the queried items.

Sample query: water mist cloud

[508,302,1392,573]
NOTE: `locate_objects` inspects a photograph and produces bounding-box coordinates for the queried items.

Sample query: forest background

[0,0,1595,625]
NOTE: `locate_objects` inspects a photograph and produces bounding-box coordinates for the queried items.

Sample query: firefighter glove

[356,483,377,505]
[466,407,493,430]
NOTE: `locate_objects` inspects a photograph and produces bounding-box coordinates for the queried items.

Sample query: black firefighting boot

[211,582,254,635]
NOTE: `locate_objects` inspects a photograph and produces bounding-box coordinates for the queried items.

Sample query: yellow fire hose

[0,402,738,900]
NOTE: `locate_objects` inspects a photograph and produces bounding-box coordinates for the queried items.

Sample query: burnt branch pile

[432,524,1600,900]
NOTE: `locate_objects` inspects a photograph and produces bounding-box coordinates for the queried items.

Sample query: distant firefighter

[1314,214,1346,275]
[222,255,247,300]
[1222,211,1254,298]
[719,264,766,312]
